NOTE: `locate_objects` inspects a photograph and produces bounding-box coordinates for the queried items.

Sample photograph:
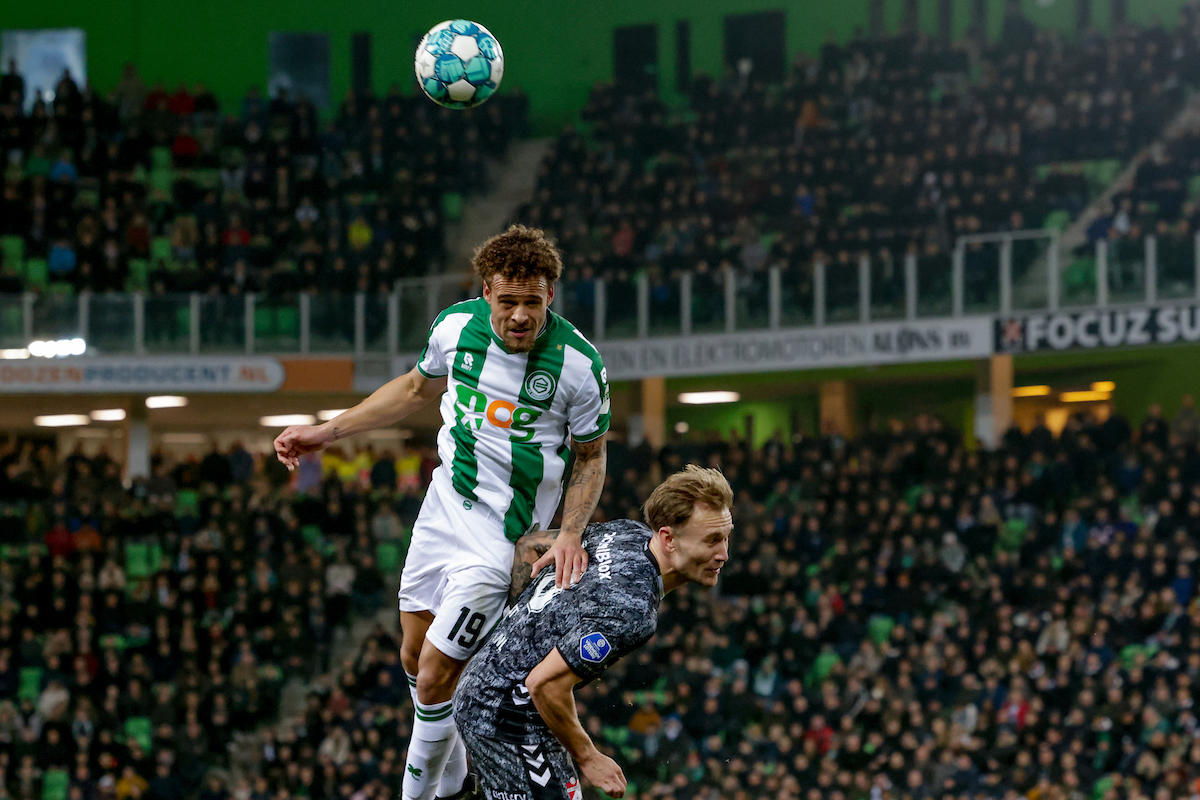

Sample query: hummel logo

[407,765,422,778]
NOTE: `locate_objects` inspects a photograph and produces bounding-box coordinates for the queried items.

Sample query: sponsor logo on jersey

[511,683,531,706]
[484,792,529,800]
[523,369,557,402]
[595,531,617,581]
[565,777,582,800]
[453,384,542,442]
[580,632,611,664]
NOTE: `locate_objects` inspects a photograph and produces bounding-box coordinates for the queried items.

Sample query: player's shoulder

[583,518,651,543]
[431,297,487,331]
[548,310,605,370]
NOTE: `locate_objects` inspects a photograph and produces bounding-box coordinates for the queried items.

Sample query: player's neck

[648,536,685,593]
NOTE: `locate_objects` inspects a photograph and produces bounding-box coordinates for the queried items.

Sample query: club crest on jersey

[523,370,557,402]
[580,632,611,664]
[462,352,475,371]
[565,778,582,800]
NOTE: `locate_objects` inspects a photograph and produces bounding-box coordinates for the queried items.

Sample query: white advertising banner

[0,357,286,393]
[596,317,994,381]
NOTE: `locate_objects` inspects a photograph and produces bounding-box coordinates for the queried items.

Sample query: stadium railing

[2,229,1199,357]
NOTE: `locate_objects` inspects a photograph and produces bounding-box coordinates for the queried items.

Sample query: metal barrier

[4,230,1200,358]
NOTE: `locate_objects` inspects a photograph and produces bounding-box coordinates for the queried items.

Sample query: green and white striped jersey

[416,297,610,542]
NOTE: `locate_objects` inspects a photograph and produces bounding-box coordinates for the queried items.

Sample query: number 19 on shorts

[448,606,486,648]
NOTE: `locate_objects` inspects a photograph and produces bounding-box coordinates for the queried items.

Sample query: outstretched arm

[532,436,606,588]
[273,366,446,470]
[510,529,558,605]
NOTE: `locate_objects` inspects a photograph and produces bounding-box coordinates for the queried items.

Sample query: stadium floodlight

[259,414,317,427]
[1012,385,1051,397]
[0,349,29,359]
[1091,381,1116,393]
[34,414,91,427]
[1061,390,1110,403]
[674,421,690,434]
[146,396,189,409]
[89,409,127,422]
[317,409,348,421]
[678,391,741,405]
[160,433,207,445]
[27,338,86,358]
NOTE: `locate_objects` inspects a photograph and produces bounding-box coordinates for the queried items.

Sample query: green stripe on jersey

[449,309,492,501]
[503,319,568,542]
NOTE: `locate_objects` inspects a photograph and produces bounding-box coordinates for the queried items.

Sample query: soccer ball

[415,20,504,109]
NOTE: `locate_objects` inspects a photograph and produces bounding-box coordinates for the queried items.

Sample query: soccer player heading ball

[455,466,734,799]
[273,225,610,800]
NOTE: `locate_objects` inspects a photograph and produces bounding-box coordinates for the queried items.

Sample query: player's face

[669,504,732,588]
[484,275,554,353]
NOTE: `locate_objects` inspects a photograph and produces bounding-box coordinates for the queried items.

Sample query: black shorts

[460,727,582,800]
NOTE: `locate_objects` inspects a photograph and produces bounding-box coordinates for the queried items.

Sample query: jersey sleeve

[416,317,449,379]
[566,353,610,443]
[555,613,653,682]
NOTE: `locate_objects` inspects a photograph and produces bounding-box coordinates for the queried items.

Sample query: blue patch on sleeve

[579,632,612,664]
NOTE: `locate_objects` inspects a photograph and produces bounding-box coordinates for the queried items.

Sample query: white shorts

[398,474,513,661]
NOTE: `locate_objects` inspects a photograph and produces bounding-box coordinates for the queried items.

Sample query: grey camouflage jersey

[455,519,664,744]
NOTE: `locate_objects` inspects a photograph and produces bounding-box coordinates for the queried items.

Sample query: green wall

[5,0,1194,131]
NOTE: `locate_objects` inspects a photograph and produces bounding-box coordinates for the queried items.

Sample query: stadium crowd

[0,61,527,296]
[0,438,408,800]
[182,396,1200,800]
[521,8,1200,326]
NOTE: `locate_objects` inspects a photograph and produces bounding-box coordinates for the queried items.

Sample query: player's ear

[482,279,493,301]
[546,283,555,305]
[658,526,675,553]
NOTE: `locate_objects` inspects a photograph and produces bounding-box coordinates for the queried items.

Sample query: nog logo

[453,384,542,442]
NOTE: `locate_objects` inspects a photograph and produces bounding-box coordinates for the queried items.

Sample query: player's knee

[399,644,421,679]
[415,653,465,704]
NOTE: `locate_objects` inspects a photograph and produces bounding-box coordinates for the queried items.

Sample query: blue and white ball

[415,20,504,109]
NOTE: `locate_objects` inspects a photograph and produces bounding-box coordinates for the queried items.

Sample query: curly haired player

[274,225,610,800]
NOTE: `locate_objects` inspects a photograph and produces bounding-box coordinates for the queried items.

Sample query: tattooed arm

[531,435,607,589]
[510,529,558,604]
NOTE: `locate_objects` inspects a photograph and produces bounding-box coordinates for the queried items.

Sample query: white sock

[403,700,456,800]
[436,729,469,798]
[406,671,418,705]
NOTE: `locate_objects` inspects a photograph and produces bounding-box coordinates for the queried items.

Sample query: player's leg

[404,560,512,800]
[399,610,433,702]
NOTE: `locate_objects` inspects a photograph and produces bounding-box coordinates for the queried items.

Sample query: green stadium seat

[151,237,173,261]
[17,667,42,701]
[377,541,402,573]
[175,306,191,337]
[75,188,100,210]
[1189,175,1200,200]
[175,489,199,517]
[47,282,74,297]
[124,716,153,750]
[125,542,151,579]
[149,168,175,195]
[42,769,68,800]
[255,306,274,337]
[1043,209,1071,232]
[276,306,299,337]
[24,259,48,290]
[1094,158,1121,187]
[1064,257,1096,294]
[441,191,464,221]
[151,146,173,170]
[1,305,22,337]
[808,650,842,686]
[301,524,324,548]
[127,258,149,291]
[1,235,24,268]
[868,615,894,646]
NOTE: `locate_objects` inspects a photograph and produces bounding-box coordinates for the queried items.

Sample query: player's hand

[578,752,625,798]
[273,425,333,472]
[531,531,588,589]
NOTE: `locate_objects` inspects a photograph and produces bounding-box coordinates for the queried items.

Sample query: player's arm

[532,435,607,588]
[525,647,626,799]
[273,366,447,470]
[510,529,558,605]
